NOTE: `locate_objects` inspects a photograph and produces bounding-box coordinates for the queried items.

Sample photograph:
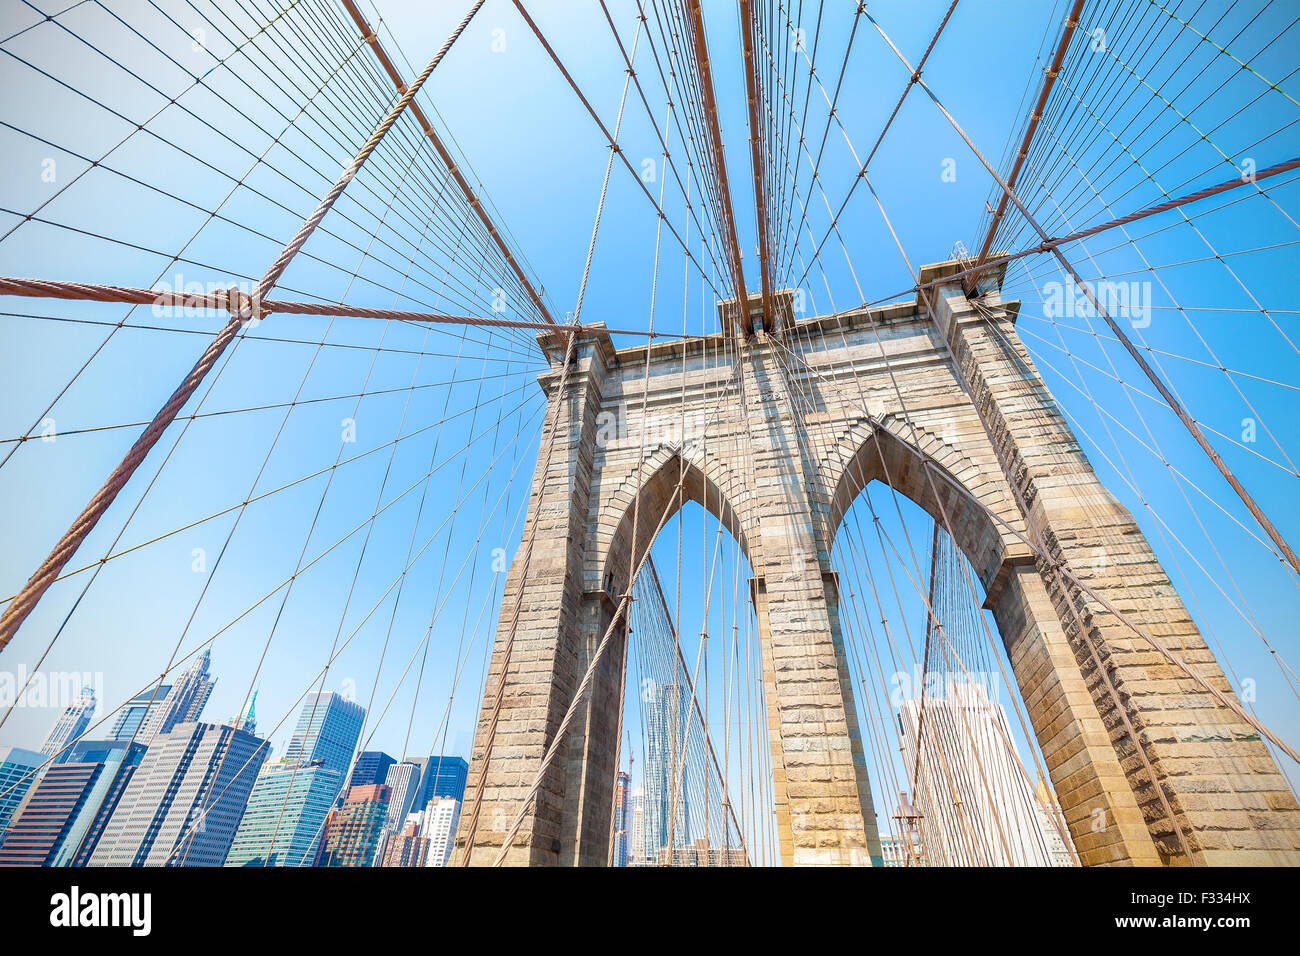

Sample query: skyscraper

[39,686,97,762]
[108,687,170,742]
[1033,773,1076,867]
[643,681,690,858]
[318,784,389,867]
[406,756,427,811]
[225,693,365,867]
[900,683,1073,867]
[419,797,460,867]
[383,760,423,832]
[88,720,266,867]
[224,760,342,867]
[415,755,468,809]
[346,751,396,792]
[612,771,631,867]
[283,692,365,775]
[136,650,216,746]
[628,785,646,866]
[0,747,43,834]
[0,740,145,867]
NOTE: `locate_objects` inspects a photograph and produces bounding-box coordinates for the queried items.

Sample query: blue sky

[0,0,1297,857]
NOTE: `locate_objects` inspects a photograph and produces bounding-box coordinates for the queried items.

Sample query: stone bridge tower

[455,259,1300,867]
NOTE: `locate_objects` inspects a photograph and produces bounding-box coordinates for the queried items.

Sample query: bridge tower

[455,260,1300,867]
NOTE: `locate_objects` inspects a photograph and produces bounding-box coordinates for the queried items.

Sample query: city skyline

[0,654,473,869]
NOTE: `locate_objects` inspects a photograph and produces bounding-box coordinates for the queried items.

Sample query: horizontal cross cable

[0,276,672,338]
[850,154,1300,312]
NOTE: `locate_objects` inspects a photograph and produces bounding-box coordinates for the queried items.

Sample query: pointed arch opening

[594,451,779,866]
[595,449,754,600]
[821,423,1079,868]
[823,422,1025,600]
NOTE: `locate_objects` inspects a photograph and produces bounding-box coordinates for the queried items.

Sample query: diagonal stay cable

[0,0,488,651]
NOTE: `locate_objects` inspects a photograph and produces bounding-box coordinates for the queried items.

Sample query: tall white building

[137,650,216,745]
[40,685,97,761]
[419,797,460,867]
[900,682,1074,867]
[1034,773,1076,867]
[383,760,423,832]
[628,785,646,866]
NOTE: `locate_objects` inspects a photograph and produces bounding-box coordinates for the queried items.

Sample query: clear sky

[0,0,1297,858]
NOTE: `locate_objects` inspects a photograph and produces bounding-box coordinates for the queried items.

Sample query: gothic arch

[592,445,755,597]
[818,415,1029,599]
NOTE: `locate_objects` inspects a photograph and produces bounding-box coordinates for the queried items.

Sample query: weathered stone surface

[454,271,1300,867]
